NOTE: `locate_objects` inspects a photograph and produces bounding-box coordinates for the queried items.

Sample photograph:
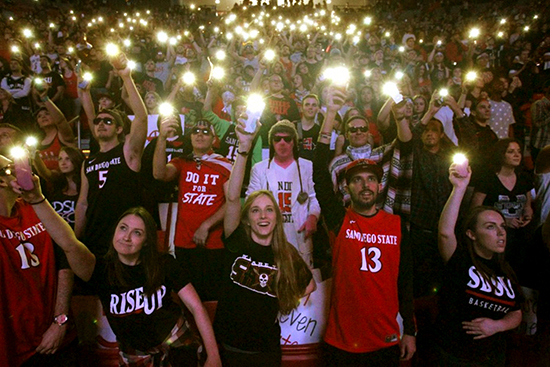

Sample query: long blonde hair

[241,190,311,314]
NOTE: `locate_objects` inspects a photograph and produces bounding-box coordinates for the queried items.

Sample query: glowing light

[123,39,131,47]
[469,28,480,39]
[83,72,93,81]
[398,46,405,52]
[105,43,120,57]
[364,70,372,78]
[264,49,276,61]
[157,31,168,43]
[440,88,449,97]
[127,60,137,70]
[382,82,399,97]
[23,29,33,38]
[466,71,477,81]
[25,136,38,147]
[364,16,372,25]
[215,50,226,60]
[158,102,175,116]
[323,66,350,86]
[211,66,225,80]
[182,71,195,85]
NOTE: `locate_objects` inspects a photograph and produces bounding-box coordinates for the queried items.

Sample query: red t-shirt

[170,154,231,249]
[324,209,402,353]
[0,200,58,366]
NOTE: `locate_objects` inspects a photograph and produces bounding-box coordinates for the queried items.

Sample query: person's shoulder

[297,157,313,169]
[253,158,270,170]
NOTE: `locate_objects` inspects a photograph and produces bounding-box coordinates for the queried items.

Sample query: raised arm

[224,118,258,237]
[377,96,394,132]
[74,164,89,239]
[36,86,76,146]
[438,163,471,263]
[115,53,148,171]
[152,116,179,182]
[77,71,97,140]
[15,176,95,281]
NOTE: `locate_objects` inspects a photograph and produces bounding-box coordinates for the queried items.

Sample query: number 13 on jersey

[360,247,382,273]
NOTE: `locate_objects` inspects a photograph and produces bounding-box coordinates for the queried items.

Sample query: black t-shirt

[48,191,78,229]
[88,254,191,351]
[214,225,281,352]
[435,247,521,363]
[295,122,320,162]
[476,172,533,219]
[40,71,66,100]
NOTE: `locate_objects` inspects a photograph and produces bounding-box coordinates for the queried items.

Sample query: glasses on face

[93,117,115,125]
[348,126,368,133]
[0,164,13,176]
[191,128,211,136]
[273,135,292,143]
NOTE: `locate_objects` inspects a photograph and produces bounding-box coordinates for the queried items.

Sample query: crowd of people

[1,0,550,366]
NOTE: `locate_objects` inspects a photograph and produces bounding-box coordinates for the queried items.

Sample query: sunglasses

[93,117,115,125]
[191,128,212,136]
[0,164,13,176]
[348,126,368,133]
[273,136,293,143]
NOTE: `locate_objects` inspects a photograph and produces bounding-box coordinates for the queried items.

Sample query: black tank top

[84,144,141,256]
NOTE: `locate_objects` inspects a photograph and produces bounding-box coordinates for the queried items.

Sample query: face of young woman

[113,214,147,265]
[248,195,277,245]
[414,98,426,114]
[469,210,507,259]
[503,142,522,168]
[36,109,53,128]
[361,88,373,104]
[58,151,74,174]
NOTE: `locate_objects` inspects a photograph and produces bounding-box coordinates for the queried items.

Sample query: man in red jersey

[153,118,232,301]
[313,91,416,366]
[0,154,76,366]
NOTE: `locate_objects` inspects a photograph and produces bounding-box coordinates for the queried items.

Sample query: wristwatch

[53,314,69,326]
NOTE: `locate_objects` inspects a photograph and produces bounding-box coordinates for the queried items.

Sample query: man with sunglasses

[0,155,77,366]
[153,118,232,301]
[247,120,320,267]
[327,91,413,220]
[75,54,148,259]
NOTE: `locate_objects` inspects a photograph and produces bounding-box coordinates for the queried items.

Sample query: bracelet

[319,133,331,140]
[40,96,50,102]
[237,150,249,156]
[29,197,46,205]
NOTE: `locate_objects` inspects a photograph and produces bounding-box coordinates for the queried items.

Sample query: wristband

[40,96,50,102]
[237,150,249,156]
[319,133,331,140]
[29,197,46,205]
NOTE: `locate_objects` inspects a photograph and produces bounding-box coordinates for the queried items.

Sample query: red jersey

[324,209,402,353]
[170,154,231,249]
[38,135,64,171]
[0,200,58,366]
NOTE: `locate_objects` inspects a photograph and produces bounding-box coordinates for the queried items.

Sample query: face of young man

[272,133,294,161]
[302,97,319,120]
[346,171,381,212]
[421,120,444,150]
[191,126,214,155]
[346,118,370,148]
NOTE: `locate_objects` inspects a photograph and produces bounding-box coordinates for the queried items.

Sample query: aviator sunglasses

[191,127,212,136]
[273,135,293,143]
[348,126,368,133]
[93,117,115,125]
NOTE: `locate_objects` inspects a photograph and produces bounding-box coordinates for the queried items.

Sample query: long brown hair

[241,190,311,315]
[462,206,519,293]
[105,207,164,297]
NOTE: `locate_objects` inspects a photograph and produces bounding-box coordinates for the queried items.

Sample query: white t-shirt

[489,99,515,139]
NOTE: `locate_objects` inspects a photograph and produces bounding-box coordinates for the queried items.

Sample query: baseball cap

[345,159,383,183]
